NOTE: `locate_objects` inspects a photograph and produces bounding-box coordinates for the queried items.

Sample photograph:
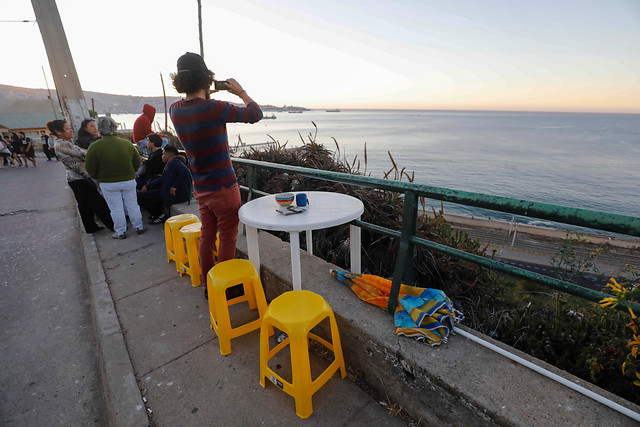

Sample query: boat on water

[288,110,303,114]
[326,108,341,112]
[263,114,277,119]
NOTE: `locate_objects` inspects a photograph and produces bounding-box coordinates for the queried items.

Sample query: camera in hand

[214,80,228,91]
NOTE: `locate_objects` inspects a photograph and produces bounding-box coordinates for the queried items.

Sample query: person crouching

[137,145,192,224]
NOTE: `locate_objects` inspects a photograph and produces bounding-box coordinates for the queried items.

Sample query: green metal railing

[232,157,640,314]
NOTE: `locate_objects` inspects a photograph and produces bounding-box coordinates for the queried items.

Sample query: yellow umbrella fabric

[330,269,463,346]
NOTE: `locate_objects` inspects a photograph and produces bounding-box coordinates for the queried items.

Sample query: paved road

[0,160,107,425]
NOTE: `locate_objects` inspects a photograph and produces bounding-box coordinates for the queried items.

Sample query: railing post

[387,192,418,314]
[247,165,256,201]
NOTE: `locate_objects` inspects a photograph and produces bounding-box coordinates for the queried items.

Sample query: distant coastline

[0,84,308,115]
[1,84,637,116]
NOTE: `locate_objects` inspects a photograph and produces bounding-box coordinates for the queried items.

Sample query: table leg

[246,225,261,276]
[289,231,302,291]
[350,219,361,274]
[306,229,313,255]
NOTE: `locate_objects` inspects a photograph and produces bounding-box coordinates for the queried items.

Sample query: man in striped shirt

[170,52,262,296]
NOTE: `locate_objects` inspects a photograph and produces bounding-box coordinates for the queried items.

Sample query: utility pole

[198,0,204,58]
[31,0,89,136]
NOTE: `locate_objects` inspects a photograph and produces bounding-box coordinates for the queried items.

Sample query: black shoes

[151,213,167,224]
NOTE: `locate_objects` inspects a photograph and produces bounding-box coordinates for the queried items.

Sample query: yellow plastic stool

[259,290,346,419]
[207,259,270,355]
[179,223,220,287]
[164,214,199,273]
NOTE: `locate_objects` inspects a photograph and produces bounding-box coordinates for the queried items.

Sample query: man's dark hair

[164,145,179,155]
[147,133,163,148]
[171,52,214,94]
[171,69,214,94]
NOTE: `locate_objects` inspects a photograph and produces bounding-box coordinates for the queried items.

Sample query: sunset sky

[2,0,639,113]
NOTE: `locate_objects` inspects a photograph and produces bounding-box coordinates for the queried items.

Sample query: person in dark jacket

[136,133,165,189]
[137,146,192,223]
[76,119,100,149]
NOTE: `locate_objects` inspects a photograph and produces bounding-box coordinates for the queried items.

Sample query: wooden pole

[160,72,168,131]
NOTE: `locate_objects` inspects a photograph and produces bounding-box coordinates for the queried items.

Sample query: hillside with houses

[0,84,308,134]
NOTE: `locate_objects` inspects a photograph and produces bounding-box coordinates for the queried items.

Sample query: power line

[0,20,36,23]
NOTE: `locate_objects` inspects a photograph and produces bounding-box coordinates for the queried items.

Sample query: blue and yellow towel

[330,269,463,346]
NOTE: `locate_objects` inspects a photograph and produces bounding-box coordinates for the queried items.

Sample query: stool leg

[290,334,314,419]
[185,236,201,287]
[165,221,173,262]
[329,312,347,378]
[245,278,258,310]
[259,319,270,388]
[213,287,233,356]
[175,231,187,274]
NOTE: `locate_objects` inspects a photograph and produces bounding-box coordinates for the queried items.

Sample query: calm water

[113,109,640,226]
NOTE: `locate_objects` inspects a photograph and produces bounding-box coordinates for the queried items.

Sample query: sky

[2,0,640,113]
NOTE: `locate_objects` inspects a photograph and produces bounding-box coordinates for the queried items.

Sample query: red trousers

[195,183,241,279]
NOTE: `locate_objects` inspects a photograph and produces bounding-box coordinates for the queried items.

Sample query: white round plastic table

[239,191,364,290]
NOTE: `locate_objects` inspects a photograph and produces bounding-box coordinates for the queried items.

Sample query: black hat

[176,52,209,74]
[164,145,179,155]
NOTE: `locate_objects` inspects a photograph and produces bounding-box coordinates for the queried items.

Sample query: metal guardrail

[232,157,640,314]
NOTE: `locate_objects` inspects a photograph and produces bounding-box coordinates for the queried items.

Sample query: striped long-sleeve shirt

[169,98,263,191]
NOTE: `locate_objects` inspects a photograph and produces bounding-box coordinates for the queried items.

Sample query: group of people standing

[0,131,39,168]
[14,51,263,297]
[46,116,193,239]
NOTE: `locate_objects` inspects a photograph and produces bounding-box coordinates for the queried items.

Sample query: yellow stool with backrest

[164,214,199,273]
[207,259,270,355]
[259,290,346,419]
[179,222,220,287]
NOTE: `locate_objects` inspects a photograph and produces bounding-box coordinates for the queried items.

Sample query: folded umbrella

[330,269,463,346]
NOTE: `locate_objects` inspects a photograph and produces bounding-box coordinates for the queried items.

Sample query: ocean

[112,109,640,228]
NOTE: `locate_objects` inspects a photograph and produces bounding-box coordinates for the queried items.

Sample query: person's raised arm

[224,78,256,105]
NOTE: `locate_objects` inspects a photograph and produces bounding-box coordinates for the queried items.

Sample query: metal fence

[232,157,640,314]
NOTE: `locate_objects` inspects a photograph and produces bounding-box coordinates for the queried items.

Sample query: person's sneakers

[87,226,104,234]
[151,213,167,224]
[136,227,147,235]
[112,232,127,239]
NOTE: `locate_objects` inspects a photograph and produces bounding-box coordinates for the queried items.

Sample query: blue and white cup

[296,193,309,207]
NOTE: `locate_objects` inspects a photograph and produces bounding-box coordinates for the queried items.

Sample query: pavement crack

[0,209,37,217]
[139,338,216,379]
[101,242,159,262]
[113,277,176,302]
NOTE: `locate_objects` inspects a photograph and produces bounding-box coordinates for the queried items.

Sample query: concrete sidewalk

[79,209,406,425]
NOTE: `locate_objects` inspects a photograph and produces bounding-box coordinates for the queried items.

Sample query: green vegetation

[232,123,640,404]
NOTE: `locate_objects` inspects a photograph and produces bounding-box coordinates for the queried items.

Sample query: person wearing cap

[170,52,262,294]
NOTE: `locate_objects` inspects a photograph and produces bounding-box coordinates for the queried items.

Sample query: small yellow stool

[164,214,199,273]
[179,223,220,287]
[259,290,346,419]
[207,259,270,355]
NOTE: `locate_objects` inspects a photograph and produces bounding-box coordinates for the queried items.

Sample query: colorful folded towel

[330,269,463,346]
